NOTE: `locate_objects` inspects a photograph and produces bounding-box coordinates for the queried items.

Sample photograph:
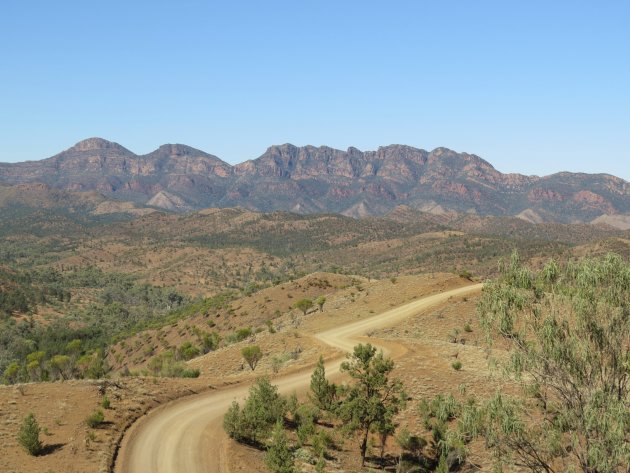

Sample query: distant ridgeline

[0,138,628,226]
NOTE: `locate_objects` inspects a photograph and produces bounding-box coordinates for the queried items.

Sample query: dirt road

[114,283,482,473]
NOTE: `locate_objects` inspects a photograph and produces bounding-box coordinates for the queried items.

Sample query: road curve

[115,283,483,473]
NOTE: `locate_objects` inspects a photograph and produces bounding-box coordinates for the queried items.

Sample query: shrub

[86,409,104,428]
[396,427,427,459]
[147,350,200,378]
[309,356,336,412]
[295,403,317,446]
[271,355,284,373]
[226,327,253,344]
[265,319,276,334]
[451,360,462,371]
[223,377,287,444]
[181,368,200,378]
[312,429,334,459]
[177,341,200,361]
[265,421,295,473]
[18,413,42,456]
[3,361,20,384]
[101,395,111,409]
[223,401,243,440]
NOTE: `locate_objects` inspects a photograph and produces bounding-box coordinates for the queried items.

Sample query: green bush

[3,361,21,384]
[101,395,111,409]
[200,331,220,353]
[452,360,462,371]
[295,403,317,446]
[18,413,42,456]
[223,377,287,444]
[177,341,200,361]
[180,368,200,378]
[85,409,104,428]
[225,327,253,344]
[265,421,295,473]
[147,350,200,378]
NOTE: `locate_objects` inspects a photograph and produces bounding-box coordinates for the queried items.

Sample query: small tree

[309,356,336,412]
[224,401,244,440]
[338,343,405,466]
[18,413,42,456]
[26,351,46,381]
[241,345,262,371]
[265,421,295,473]
[294,298,313,316]
[223,377,287,444]
[315,296,326,312]
[49,354,71,380]
[65,338,82,356]
[3,361,20,384]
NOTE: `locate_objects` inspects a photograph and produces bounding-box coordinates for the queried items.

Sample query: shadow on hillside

[39,443,65,455]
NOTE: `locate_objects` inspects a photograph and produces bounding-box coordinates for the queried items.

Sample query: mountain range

[0,137,628,226]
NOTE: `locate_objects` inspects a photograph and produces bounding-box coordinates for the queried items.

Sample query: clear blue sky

[1,1,628,179]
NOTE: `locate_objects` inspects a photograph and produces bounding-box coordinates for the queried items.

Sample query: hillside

[1,138,628,224]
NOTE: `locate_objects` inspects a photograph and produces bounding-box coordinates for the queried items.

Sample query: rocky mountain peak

[155,144,209,157]
[69,137,131,153]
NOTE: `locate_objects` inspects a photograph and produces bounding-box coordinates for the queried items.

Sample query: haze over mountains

[0,138,628,226]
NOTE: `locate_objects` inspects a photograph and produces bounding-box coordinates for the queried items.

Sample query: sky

[1,1,628,180]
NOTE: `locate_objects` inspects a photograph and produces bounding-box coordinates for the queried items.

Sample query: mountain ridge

[0,138,628,224]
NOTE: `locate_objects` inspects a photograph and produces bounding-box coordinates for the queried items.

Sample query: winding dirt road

[115,283,483,473]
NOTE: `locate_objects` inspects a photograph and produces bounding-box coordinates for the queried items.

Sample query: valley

[3,3,629,472]
[0,169,628,473]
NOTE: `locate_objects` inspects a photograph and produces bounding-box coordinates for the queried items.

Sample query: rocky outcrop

[0,138,628,223]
